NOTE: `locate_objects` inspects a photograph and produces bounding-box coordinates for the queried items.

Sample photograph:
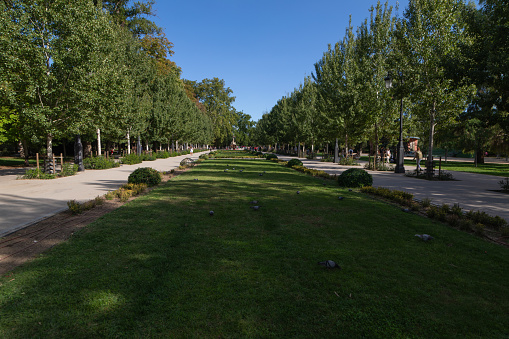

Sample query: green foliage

[499,178,509,192]
[122,153,143,165]
[155,151,170,159]
[141,153,157,161]
[84,156,119,170]
[60,163,78,177]
[67,196,103,215]
[337,168,373,187]
[287,159,303,167]
[22,169,55,180]
[105,183,147,202]
[360,186,414,206]
[128,167,161,187]
[338,157,358,166]
[265,154,278,161]
[67,200,83,215]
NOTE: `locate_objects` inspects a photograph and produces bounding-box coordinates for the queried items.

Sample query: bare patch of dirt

[0,169,188,276]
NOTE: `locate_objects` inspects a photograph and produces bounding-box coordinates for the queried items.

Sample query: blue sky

[151,0,408,122]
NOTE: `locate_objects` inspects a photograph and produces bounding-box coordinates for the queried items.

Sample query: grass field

[0,157,40,167]
[1,159,508,338]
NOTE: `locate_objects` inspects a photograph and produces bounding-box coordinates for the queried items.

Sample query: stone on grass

[318,260,341,269]
[415,234,434,241]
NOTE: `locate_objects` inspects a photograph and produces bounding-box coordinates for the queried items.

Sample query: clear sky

[151,0,408,122]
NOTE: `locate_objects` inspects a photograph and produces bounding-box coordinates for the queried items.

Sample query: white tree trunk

[127,129,131,155]
[97,128,101,156]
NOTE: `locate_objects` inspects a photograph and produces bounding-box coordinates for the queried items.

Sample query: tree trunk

[374,121,379,170]
[46,133,53,159]
[97,128,102,156]
[475,148,485,164]
[21,140,29,167]
[426,106,436,178]
[334,138,339,163]
[127,129,131,155]
[84,141,92,158]
[344,133,349,159]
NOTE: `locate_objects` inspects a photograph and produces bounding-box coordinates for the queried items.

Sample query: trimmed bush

[287,159,303,167]
[128,167,161,187]
[337,168,373,188]
[266,154,278,161]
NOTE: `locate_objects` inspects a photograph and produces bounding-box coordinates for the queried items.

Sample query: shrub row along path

[276,155,509,223]
[0,153,203,238]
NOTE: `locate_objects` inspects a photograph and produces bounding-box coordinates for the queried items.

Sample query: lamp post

[385,72,406,173]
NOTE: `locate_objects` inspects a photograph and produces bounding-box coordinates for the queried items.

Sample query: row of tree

[253,0,508,167]
[0,0,251,165]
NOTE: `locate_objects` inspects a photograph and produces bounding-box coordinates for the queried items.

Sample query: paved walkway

[0,153,203,237]
[276,155,509,222]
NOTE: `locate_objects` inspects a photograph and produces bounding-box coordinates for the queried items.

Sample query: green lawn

[1,159,508,338]
[0,157,40,167]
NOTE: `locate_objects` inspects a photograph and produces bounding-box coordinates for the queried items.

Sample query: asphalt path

[276,155,509,223]
[0,152,203,237]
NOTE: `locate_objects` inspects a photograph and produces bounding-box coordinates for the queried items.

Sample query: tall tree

[188,78,237,146]
[396,0,476,173]
[1,0,119,160]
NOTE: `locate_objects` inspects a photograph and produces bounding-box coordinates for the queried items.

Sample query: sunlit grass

[0,159,507,338]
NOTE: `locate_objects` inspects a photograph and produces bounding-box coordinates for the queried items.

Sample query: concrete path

[0,153,203,237]
[276,155,509,222]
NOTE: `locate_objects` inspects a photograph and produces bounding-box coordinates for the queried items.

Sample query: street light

[385,72,406,173]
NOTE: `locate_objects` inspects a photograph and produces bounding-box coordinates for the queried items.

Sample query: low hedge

[337,168,373,187]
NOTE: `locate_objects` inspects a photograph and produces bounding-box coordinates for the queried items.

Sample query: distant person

[414,147,423,170]
[386,149,391,164]
[190,147,194,155]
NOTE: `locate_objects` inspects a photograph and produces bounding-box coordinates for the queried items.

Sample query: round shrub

[128,167,162,187]
[266,154,278,161]
[287,158,303,167]
[337,168,373,187]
